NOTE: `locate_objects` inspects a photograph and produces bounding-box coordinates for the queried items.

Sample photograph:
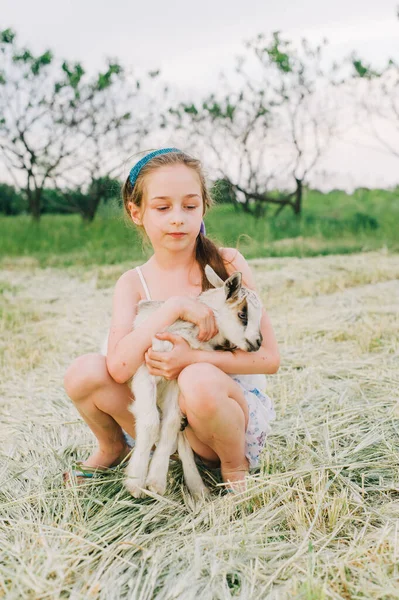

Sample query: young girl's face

[131,164,204,251]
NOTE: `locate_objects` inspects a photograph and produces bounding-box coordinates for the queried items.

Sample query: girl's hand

[167,296,218,342]
[144,332,195,380]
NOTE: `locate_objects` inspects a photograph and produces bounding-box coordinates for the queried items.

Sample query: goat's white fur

[120,265,263,499]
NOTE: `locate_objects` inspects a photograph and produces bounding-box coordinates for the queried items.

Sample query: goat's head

[204,265,263,352]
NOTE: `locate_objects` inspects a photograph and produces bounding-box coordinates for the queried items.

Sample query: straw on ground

[1,250,398,599]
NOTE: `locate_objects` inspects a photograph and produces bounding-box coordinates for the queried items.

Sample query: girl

[64,148,280,492]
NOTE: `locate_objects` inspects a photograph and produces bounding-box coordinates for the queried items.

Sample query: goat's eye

[238,311,247,322]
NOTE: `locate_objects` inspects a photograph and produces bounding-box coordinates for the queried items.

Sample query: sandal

[63,455,132,484]
[63,445,181,484]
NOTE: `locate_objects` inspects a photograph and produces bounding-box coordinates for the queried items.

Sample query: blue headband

[129,148,181,187]
[129,147,206,236]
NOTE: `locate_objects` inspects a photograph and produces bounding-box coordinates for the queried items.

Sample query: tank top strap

[135,266,152,301]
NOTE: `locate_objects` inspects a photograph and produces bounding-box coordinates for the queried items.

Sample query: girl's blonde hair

[122,150,231,291]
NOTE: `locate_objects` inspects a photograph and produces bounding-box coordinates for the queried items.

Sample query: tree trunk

[241,196,252,213]
[27,187,42,221]
[81,193,100,222]
[293,178,303,216]
[254,201,266,218]
[82,211,96,223]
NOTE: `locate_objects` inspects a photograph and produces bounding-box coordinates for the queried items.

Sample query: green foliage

[96,63,123,91]
[0,183,26,215]
[202,97,236,121]
[61,61,85,89]
[0,178,122,217]
[40,188,80,214]
[352,57,380,79]
[71,177,122,221]
[12,49,33,63]
[40,178,121,218]
[183,104,198,116]
[303,211,379,233]
[265,31,292,73]
[88,177,121,202]
[31,50,53,75]
[12,46,53,75]
[211,179,236,204]
[0,28,15,44]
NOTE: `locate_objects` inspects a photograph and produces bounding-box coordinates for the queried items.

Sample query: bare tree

[52,66,166,221]
[167,32,343,217]
[350,55,399,160]
[0,28,164,221]
[0,29,89,220]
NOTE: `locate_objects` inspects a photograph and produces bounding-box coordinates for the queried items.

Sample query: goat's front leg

[124,364,160,498]
[145,380,181,496]
[178,431,210,500]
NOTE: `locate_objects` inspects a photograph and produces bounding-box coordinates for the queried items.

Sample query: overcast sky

[2,0,399,189]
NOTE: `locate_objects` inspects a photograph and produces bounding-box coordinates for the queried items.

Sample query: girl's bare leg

[64,355,250,491]
[63,353,137,470]
[177,364,250,492]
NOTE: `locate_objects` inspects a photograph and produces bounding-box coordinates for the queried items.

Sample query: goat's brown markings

[228,288,261,330]
[245,288,261,308]
[213,339,238,352]
[235,298,248,327]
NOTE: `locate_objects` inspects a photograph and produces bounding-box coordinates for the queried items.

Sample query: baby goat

[125,265,263,499]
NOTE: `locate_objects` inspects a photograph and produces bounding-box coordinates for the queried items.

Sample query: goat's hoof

[124,478,147,498]
[190,484,211,500]
[194,489,210,501]
[145,476,166,496]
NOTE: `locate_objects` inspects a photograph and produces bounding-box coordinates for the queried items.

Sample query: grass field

[0,187,398,268]
[1,251,399,598]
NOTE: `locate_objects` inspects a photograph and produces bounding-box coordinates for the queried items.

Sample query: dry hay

[0,250,398,599]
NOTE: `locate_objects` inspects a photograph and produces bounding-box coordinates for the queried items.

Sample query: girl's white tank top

[136,266,152,301]
[136,250,226,302]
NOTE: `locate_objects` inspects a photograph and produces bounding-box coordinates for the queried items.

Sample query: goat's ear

[224,271,242,300]
[205,264,224,288]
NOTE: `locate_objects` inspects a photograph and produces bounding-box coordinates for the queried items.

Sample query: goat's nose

[246,338,262,352]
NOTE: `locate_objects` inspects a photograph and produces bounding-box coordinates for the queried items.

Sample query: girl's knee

[178,364,222,417]
[178,363,219,394]
[64,353,110,401]
[178,363,248,428]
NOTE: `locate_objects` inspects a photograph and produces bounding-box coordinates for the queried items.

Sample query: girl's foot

[220,458,249,494]
[63,443,132,484]
[221,463,249,494]
[81,444,132,470]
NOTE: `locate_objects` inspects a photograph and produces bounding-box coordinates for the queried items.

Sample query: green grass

[0,187,398,267]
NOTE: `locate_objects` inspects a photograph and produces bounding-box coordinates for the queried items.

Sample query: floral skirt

[230,374,276,469]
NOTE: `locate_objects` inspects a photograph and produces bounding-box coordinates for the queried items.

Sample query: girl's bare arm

[105,271,217,384]
[202,247,280,375]
[192,307,280,375]
[105,271,181,384]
